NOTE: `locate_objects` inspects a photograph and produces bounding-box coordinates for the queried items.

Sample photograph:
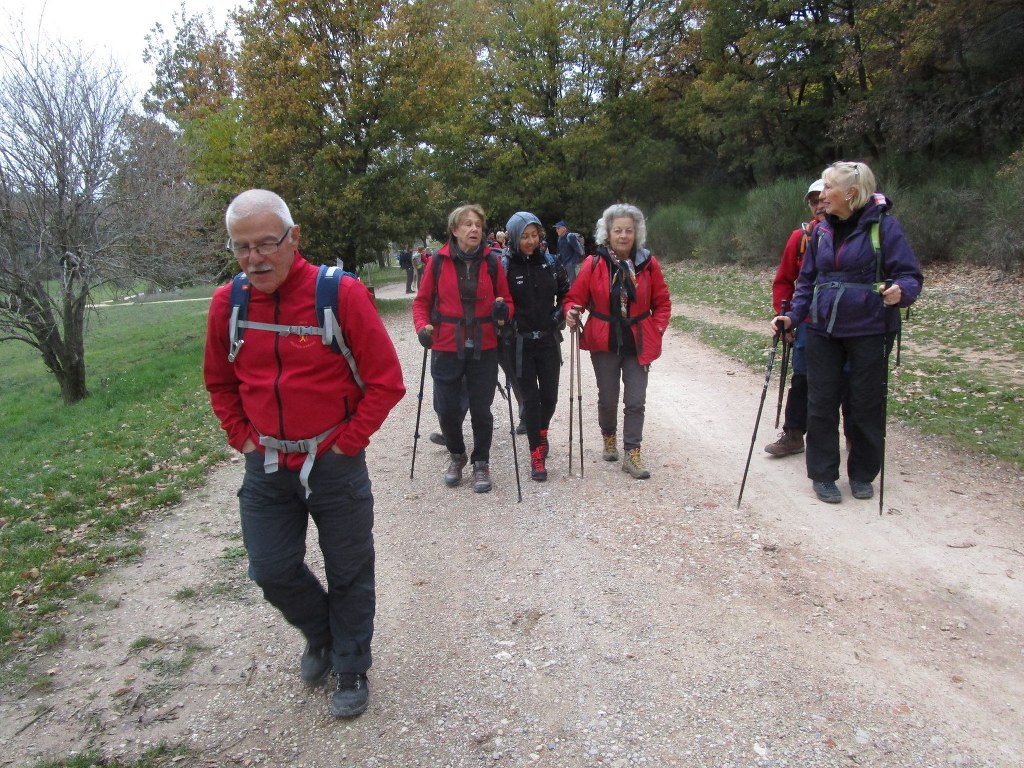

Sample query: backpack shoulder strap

[430,252,445,323]
[227,272,250,362]
[316,264,365,391]
[871,214,885,282]
[486,250,499,294]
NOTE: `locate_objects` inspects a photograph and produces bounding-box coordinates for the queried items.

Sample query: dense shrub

[894,184,985,264]
[980,153,1024,272]
[649,153,1022,273]
[647,205,707,261]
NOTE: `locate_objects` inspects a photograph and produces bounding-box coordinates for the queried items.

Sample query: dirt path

[3,285,1023,767]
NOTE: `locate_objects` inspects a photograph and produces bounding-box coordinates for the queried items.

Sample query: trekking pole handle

[567,304,582,330]
[879,279,900,306]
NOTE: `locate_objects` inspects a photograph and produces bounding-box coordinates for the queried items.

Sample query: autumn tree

[434,0,687,233]
[0,32,216,404]
[842,0,1024,159]
[231,0,471,267]
[144,5,243,250]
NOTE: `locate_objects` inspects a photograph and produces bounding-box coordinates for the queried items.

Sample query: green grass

[664,265,1024,468]
[0,289,228,670]
[28,743,194,768]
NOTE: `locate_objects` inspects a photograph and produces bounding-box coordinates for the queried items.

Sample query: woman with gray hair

[772,160,923,504]
[564,203,672,479]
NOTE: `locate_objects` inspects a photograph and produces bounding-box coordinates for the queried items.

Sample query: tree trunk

[56,358,89,404]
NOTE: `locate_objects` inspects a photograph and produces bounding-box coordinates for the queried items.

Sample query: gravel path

[2,283,1023,767]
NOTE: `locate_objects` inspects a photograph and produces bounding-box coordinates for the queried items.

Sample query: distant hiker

[772,161,922,504]
[412,248,424,289]
[764,179,827,458]
[555,220,585,284]
[413,203,515,493]
[399,248,415,293]
[564,203,672,480]
[204,189,405,718]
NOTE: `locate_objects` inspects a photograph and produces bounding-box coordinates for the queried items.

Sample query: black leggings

[514,339,562,451]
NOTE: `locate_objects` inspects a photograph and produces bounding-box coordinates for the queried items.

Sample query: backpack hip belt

[811,271,875,335]
[517,329,551,340]
[586,307,652,350]
[258,425,338,498]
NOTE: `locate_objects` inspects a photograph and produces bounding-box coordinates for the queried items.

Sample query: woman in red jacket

[413,204,514,492]
[564,203,672,479]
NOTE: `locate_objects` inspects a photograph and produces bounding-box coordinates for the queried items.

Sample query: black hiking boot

[330,673,369,718]
[299,643,330,686]
[812,480,842,504]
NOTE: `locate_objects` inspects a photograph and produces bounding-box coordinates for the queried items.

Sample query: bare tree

[0,29,216,404]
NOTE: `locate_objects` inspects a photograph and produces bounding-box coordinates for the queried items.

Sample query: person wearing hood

[772,161,923,504]
[503,211,571,481]
[413,203,514,493]
[564,203,672,480]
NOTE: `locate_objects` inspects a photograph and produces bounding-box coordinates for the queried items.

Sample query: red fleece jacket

[204,254,405,469]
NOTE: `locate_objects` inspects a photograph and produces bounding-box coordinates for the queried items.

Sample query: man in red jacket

[204,189,405,719]
[764,179,826,457]
[413,203,514,492]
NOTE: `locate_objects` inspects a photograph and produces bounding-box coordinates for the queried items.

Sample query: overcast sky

[4,0,243,98]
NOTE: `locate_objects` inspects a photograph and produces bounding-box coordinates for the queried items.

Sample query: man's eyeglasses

[227,227,292,258]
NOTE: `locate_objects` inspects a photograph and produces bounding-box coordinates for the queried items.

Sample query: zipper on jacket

[272,292,286,437]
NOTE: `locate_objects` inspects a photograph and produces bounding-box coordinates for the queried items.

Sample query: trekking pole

[737,320,784,509]
[774,300,790,429]
[568,324,576,475]
[503,376,523,503]
[409,327,432,480]
[574,325,584,478]
[879,281,894,516]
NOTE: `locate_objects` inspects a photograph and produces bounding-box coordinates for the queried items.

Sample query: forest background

[141,0,1024,274]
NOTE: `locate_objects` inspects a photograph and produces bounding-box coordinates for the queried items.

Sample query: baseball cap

[554,220,567,229]
[805,179,825,200]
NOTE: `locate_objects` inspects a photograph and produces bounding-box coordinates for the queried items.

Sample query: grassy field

[662,264,1024,468]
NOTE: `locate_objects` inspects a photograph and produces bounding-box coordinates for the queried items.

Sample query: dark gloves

[551,307,565,330]
[417,325,434,348]
[492,298,510,325]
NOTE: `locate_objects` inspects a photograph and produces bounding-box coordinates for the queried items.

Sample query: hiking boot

[428,431,446,446]
[472,461,492,493]
[812,480,842,504]
[299,643,331,685]
[622,447,651,479]
[602,433,619,462]
[515,421,527,435]
[764,429,805,457]
[330,673,369,718]
[539,429,549,459]
[444,453,468,486]
[850,480,873,499]
[530,446,547,482]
